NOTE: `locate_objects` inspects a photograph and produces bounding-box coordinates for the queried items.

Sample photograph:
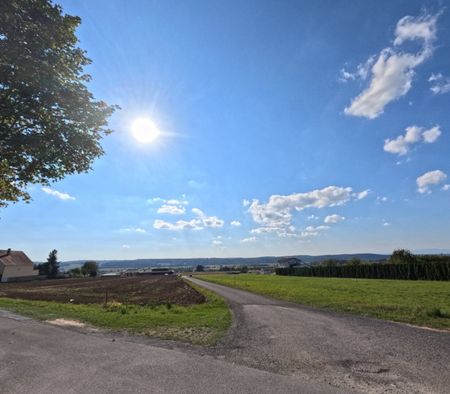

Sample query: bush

[276,260,450,281]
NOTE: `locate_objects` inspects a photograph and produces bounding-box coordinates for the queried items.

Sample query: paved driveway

[187,277,450,394]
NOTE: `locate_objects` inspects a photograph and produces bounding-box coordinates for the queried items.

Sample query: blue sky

[2,0,450,261]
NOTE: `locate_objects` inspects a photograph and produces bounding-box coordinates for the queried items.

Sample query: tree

[68,267,81,277]
[195,264,204,272]
[0,0,118,208]
[240,265,248,273]
[348,257,361,266]
[81,261,99,277]
[47,249,59,277]
[389,249,416,264]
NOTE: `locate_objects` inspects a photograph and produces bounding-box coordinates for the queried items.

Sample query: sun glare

[131,118,160,143]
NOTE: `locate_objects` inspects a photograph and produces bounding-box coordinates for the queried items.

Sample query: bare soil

[0,276,206,305]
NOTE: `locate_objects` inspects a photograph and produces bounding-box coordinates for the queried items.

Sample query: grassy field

[0,281,231,345]
[198,274,450,330]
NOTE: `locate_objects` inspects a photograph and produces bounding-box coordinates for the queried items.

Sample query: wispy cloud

[324,214,345,224]
[384,125,441,156]
[344,12,440,119]
[429,73,450,94]
[41,187,75,201]
[230,220,241,227]
[416,170,447,194]
[157,204,186,215]
[240,236,257,243]
[247,186,364,238]
[119,227,147,234]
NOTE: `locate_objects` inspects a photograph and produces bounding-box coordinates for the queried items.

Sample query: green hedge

[276,262,450,281]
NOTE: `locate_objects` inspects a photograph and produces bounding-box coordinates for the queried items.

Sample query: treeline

[276,250,450,281]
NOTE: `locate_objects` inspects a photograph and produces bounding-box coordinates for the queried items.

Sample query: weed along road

[186,277,450,394]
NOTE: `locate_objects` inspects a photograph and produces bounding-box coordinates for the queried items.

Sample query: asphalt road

[0,309,343,394]
[187,277,450,394]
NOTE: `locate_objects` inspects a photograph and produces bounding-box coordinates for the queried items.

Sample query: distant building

[277,257,303,268]
[0,249,39,283]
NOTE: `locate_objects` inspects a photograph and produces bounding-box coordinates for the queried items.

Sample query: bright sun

[131,118,161,143]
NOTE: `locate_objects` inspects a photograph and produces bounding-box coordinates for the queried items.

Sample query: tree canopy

[0,0,117,207]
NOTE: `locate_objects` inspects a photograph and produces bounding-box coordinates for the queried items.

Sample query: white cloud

[416,170,447,194]
[246,186,364,238]
[354,189,370,200]
[122,244,131,249]
[422,126,441,143]
[212,240,223,245]
[441,184,450,191]
[240,237,257,243]
[339,56,376,82]
[345,13,440,119]
[324,214,345,224]
[377,196,388,203]
[42,187,75,201]
[384,125,441,155]
[119,227,147,234]
[157,204,186,215]
[383,222,391,227]
[166,199,188,205]
[307,215,319,220]
[300,225,329,238]
[153,218,203,231]
[192,208,224,228]
[230,220,241,227]
[242,199,251,207]
[429,73,450,94]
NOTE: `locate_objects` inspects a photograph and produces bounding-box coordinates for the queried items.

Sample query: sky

[2,0,450,261]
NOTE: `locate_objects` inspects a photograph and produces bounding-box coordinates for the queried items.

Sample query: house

[277,257,303,268]
[0,249,39,283]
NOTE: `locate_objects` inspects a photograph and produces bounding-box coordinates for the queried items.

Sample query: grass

[198,274,450,330]
[0,283,231,345]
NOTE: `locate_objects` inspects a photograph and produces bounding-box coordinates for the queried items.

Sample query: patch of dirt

[0,276,206,306]
[47,319,86,328]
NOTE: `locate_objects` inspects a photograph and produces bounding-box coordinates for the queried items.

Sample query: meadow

[199,274,450,330]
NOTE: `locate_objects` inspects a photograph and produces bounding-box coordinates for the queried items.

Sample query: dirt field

[0,276,206,305]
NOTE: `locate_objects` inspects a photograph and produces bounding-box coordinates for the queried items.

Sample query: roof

[0,250,34,267]
[277,257,303,263]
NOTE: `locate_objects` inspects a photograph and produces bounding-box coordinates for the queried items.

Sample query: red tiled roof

[0,250,34,267]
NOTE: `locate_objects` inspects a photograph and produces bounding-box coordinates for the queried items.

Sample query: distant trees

[195,264,204,272]
[389,249,416,265]
[240,265,249,273]
[38,249,60,276]
[81,261,99,277]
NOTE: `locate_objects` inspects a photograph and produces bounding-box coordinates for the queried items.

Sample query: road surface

[187,277,450,394]
[0,309,343,394]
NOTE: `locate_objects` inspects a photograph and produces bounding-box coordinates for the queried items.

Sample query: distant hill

[58,253,390,271]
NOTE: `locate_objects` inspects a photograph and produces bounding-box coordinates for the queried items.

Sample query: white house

[0,249,39,283]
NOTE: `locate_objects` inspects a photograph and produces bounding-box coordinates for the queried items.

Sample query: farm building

[0,249,39,283]
[277,257,303,268]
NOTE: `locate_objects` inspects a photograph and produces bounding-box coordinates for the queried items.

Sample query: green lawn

[198,274,450,330]
[0,283,231,345]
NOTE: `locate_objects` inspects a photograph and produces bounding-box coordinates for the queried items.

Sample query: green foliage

[199,274,450,330]
[389,249,416,264]
[68,267,82,277]
[81,261,98,277]
[240,265,249,273]
[196,264,205,272]
[320,259,340,267]
[0,0,118,207]
[47,249,59,277]
[277,251,450,281]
